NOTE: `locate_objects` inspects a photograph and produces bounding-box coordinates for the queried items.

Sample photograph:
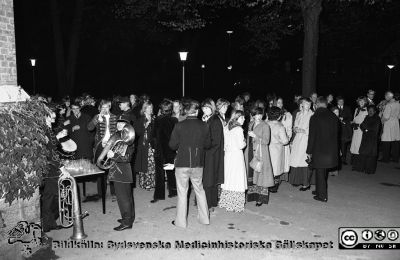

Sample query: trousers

[174,167,209,228]
[114,182,135,226]
[315,168,328,200]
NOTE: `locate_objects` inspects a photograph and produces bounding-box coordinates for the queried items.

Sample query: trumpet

[95,124,135,169]
[58,166,88,240]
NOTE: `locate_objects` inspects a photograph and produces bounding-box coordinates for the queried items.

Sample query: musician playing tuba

[88,99,117,201]
[107,114,136,231]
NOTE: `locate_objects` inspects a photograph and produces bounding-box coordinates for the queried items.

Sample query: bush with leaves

[0,99,52,205]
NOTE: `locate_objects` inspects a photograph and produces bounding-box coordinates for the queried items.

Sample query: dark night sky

[12,0,400,105]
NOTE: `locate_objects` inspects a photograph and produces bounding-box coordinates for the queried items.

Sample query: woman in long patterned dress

[275,97,293,182]
[219,110,247,212]
[350,96,369,171]
[289,98,314,191]
[134,101,156,190]
[247,107,275,207]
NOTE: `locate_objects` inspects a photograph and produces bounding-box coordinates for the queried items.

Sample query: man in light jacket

[380,91,400,163]
[169,99,212,228]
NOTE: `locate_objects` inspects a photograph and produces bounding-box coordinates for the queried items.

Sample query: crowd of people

[39,88,400,231]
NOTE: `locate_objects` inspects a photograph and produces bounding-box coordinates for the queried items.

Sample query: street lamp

[201,64,205,89]
[387,64,395,90]
[30,58,36,95]
[179,52,188,97]
[226,30,233,70]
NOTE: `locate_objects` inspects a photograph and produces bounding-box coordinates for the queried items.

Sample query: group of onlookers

[39,87,400,229]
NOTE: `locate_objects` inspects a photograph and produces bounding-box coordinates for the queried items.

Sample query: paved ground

[42,162,399,260]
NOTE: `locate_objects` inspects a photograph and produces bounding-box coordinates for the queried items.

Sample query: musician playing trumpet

[106,115,135,231]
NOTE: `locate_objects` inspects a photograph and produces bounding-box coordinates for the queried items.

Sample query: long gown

[218,126,247,212]
[280,111,292,181]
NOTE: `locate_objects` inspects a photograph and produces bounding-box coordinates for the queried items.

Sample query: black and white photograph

[0,0,399,259]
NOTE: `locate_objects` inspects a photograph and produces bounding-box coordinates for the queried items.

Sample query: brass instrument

[58,167,88,240]
[95,124,135,170]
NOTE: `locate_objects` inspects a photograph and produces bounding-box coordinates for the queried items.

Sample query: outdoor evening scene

[0,0,399,259]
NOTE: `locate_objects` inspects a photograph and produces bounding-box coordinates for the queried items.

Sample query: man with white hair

[380,91,400,163]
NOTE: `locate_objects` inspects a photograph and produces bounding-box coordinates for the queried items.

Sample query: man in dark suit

[169,99,212,228]
[336,96,353,165]
[307,97,339,202]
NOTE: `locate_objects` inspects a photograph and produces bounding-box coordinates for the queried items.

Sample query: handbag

[250,141,263,172]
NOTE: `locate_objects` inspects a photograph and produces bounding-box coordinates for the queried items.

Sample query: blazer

[169,116,212,168]
[87,113,117,145]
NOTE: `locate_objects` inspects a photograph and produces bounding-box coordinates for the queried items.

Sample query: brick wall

[0,0,17,86]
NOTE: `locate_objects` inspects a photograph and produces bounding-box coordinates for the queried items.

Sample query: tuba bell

[58,166,88,240]
[95,124,135,170]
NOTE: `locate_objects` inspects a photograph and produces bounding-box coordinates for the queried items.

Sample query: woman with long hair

[216,98,230,127]
[246,107,274,207]
[151,99,178,202]
[134,101,156,190]
[172,100,186,122]
[275,97,293,182]
[218,110,247,212]
[201,98,225,211]
[350,96,369,171]
[289,98,314,191]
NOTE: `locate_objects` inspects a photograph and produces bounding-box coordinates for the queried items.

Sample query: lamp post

[179,52,188,97]
[226,30,233,70]
[30,59,36,95]
[387,64,395,90]
[201,64,205,89]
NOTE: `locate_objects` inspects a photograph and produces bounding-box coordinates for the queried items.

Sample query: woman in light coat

[276,97,292,179]
[267,106,289,192]
[350,96,368,170]
[289,98,314,191]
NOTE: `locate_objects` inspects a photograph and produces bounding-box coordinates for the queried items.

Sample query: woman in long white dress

[350,96,368,171]
[219,110,247,212]
[276,97,293,181]
[289,98,314,191]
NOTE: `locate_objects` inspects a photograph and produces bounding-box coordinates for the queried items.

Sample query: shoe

[312,191,316,195]
[299,186,311,191]
[113,224,132,231]
[292,184,300,187]
[111,195,117,202]
[150,199,159,203]
[269,185,278,193]
[43,225,63,233]
[168,194,177,198]
[313,196,327,202]
[255,202,263,207]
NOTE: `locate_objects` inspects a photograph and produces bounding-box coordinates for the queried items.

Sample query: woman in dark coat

[134,101,156,190]
[151,99,178,203]
[358,105,381,174]
[201,98,224,211]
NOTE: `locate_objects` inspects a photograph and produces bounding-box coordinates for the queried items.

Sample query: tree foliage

[0,100,51,205]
